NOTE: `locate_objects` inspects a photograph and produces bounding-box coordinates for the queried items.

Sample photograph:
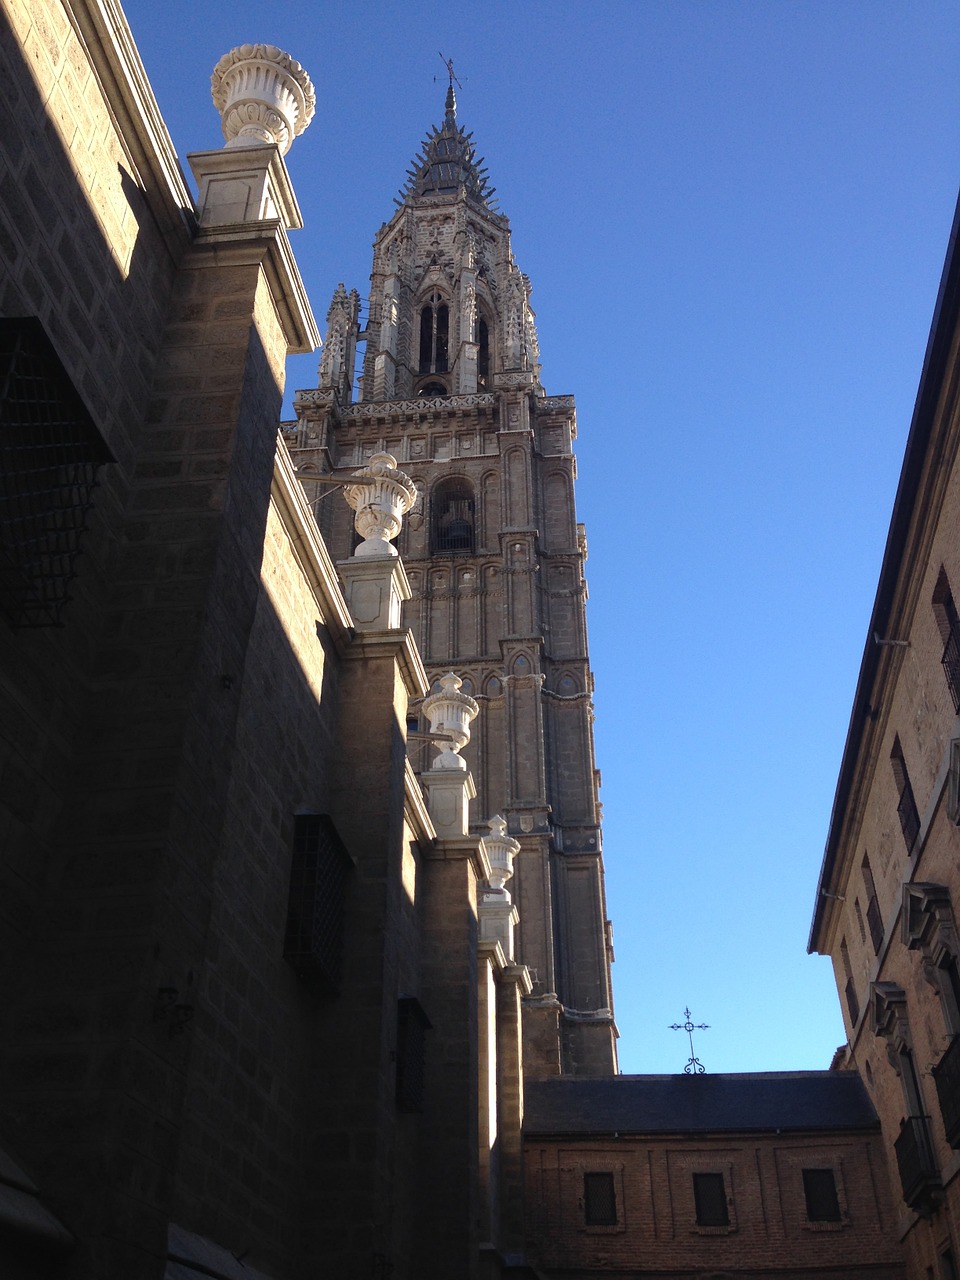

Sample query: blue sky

[124,1,960,1074]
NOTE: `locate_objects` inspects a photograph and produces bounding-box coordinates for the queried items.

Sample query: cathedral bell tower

[292,81,617,1077]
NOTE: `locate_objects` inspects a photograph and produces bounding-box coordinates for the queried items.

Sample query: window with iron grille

[891,737,921,853]
[934,568,960,713]
[841,938,860,1025]
[396,996,431,1112]
[693,1172,729,1226]
[583,1172,617,1226]
[802,1167,841,1221]
[862,855,884,955]
[431,477,475,555]
[0,317,113,628]
[283,814,353,994]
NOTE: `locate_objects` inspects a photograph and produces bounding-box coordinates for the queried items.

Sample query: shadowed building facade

[809,189,960,1279]
[289,81,617,1079]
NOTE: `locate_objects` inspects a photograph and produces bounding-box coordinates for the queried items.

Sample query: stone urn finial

[422,673,479,771]
[211,44,316,154]
[343,453,417,558]
[482,814,520,893]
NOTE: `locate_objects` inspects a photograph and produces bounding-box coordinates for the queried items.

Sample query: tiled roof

[524,1072,879,1136]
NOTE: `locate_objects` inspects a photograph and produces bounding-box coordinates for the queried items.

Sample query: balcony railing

[894,1116,941,1214]
[943,629,960,713]
[898,780,921,853]
[934,1034,960,1148]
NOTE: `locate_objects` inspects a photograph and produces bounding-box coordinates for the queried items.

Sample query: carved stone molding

[343,393,496,418]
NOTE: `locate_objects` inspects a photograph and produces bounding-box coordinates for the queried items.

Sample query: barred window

[583,1172,617,1226]
[396,996,431,1112]
[862,854,884,955]
[802,1167,841,1221]
[934,568,960,713]
[891,736,920,853]
[0,317,112,628]
[431,477,475,555]
[283,814,353,994]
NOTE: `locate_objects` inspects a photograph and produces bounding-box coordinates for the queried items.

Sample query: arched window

[419,292,449,375]
[432,477,475,555]
[478,316,490,388]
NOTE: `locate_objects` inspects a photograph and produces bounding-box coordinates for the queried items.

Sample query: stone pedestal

[479,889,519,961]
[188,144,304,230]
[338,555,411,631]
[422,767,477,839]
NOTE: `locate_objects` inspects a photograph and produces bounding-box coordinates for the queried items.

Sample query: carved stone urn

[422,673,479,771]
[482,814,520,893]
[211,44,316,154]
[343,453,417,558]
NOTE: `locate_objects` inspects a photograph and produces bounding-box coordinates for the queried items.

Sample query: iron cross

[669,1006,710,1074]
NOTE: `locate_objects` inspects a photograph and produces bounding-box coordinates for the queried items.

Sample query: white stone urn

[211,44,316,154]
[482,814,520,892]
[422,673,479,770]
[343,453,417,558]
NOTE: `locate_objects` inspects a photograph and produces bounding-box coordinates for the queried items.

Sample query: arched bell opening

[431,476,476,555]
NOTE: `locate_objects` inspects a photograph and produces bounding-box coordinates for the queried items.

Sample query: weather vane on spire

[669,1006,710,1074]
[438,52,463,93]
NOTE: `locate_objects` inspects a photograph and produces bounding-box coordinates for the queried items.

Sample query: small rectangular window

[891,736,921,853]
[862,854,884,954]
[583,1172,617,1226]
[693,1172,729,1226]
[802,1167,841,1221]
[283,814,352,994]
[396,996,431,1112]
[934,567,960,712]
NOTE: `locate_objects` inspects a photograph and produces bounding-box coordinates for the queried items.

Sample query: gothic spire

[397,82,498,210]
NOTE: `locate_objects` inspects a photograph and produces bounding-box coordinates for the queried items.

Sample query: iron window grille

[934,568,960,713]
[583,1172,617,1226]
[431,478,475,555]
[891,737,921,853]
[0,317,112,628]
[862,856,884,955]
[693,1172,729,1227]
[802,1168,841,1222]
[933,1033,960,1148]
[396,996,431,1112]
[894,1115,941,1214]
[841,938,859,1025]
[283,814,353,995]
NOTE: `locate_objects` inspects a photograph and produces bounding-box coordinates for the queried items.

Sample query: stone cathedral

[289,82,617,1079]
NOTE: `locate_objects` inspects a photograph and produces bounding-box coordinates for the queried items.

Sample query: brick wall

[526,1129,905,1278]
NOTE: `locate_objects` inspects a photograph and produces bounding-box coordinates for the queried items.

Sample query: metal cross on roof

[669,1005,710,1074]
[438,52,463,93]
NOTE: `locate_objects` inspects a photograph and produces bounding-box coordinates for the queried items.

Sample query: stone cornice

[339,392,497,418]
[270,438,354,647]
[62,0,194,255]
[192,220,319,354]
[422,834,490,883]
[404,758,437,844]
[344,628,429,699]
